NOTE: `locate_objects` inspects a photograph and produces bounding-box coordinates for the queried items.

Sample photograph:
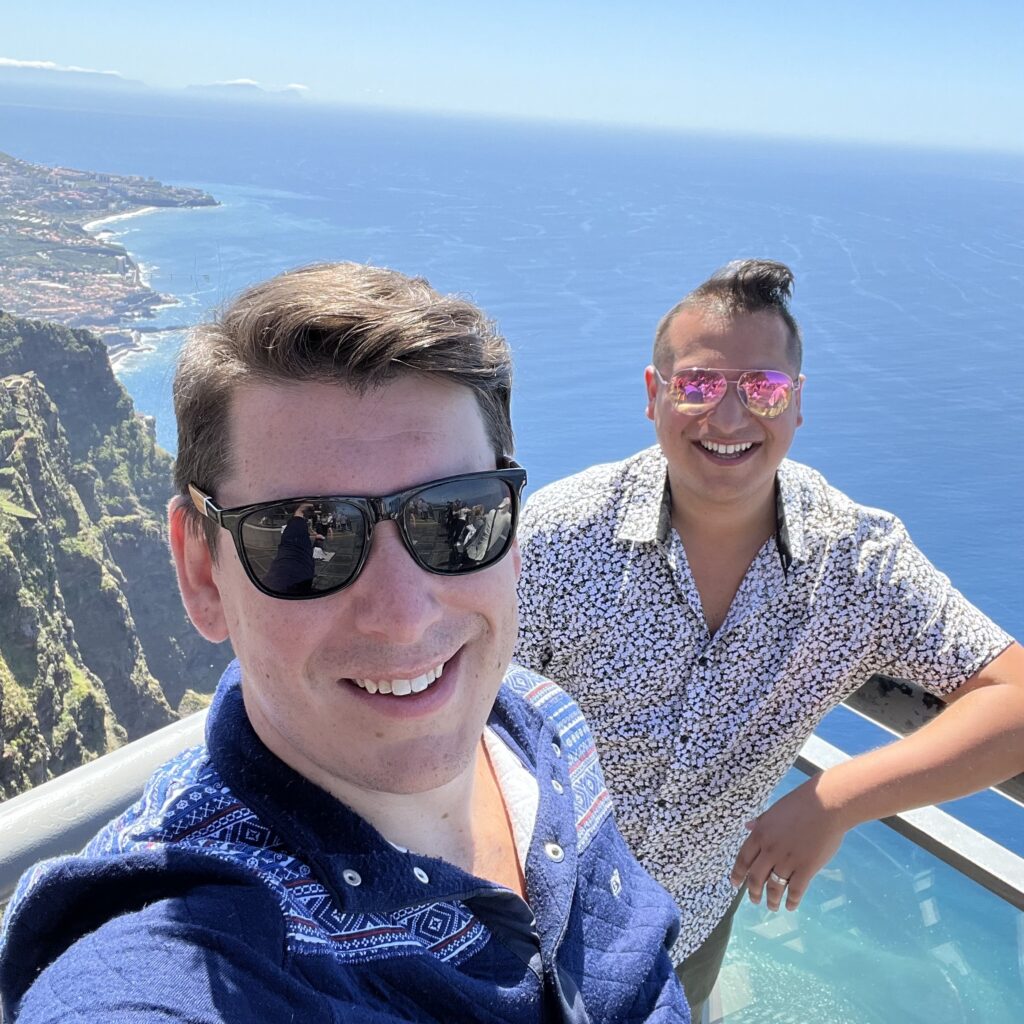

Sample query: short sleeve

[861,517,1013,694]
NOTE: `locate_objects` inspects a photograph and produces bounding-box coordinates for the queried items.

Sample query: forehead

[220,376,491,503]
[666,309,794,372]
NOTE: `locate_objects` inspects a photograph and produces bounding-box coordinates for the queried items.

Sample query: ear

[644,366,659,422]
[795,374,806,429]
[506,535,522,581]
[168,498,230,643]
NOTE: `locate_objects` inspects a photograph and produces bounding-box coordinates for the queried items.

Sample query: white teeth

[352,661,446,697]
[701,440,754,456]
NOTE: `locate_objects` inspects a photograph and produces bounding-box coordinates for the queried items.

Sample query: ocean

[2,91,1022,1018]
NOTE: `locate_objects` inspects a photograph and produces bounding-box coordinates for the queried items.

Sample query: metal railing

[0,711,207,907]
[795,733,1024,911]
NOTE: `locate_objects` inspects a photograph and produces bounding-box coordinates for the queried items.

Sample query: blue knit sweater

[0,662,687,1023]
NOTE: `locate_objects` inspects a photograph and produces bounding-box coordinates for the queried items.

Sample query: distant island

[0,151,217,357]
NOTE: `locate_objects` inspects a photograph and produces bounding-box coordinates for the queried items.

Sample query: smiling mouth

[351,660,446,697]
[698,440,756,459]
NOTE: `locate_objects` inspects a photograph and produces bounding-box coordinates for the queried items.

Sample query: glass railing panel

[716,768,1024,1023]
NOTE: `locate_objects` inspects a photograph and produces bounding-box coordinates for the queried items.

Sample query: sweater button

[551,779,564,795]
[342,869,362,887]
[413,867,430,884]
[544,842,565,863]
[551,741,562,758]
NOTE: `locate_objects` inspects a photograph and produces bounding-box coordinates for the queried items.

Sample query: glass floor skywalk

[711,768,1023,1023]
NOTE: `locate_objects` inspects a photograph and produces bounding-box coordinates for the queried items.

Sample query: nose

[348,522,443,644]
[705,382,751,433]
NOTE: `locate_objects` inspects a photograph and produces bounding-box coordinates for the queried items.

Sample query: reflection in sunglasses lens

[240,499,366,597]
[740,371,792,418]
[672,370,726,409]
[406,480,515,573]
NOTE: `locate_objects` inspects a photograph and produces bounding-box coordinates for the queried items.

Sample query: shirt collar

[775,460,808,568]
[613,446,672,544]
[613,445,807,573]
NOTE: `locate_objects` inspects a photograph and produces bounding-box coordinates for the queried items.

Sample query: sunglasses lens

[231,471,521,599]
[404,477,517,573]
[738,371,794,418]
[239,499,367,597]
[668,369,728,413]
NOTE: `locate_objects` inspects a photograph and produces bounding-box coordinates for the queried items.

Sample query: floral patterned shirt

[514,445,1013,960]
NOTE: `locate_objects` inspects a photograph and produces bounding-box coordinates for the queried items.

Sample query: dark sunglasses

[189,461,527,600]
[653,366,801,419]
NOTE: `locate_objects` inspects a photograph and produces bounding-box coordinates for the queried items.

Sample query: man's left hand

[729,779,847,912]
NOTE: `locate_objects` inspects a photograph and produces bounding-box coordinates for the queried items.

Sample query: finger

[729,834,761,888]
[744,853,776,905]
[785,871,809,911]
[764,870,791,912]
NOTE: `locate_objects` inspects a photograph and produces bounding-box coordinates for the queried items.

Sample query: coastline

[82,205,159,233]
[106,326,187,369]
[84,206,213,367]
[0,150,219,356]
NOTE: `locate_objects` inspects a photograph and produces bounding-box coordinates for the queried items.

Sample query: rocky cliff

[0,312,225,798]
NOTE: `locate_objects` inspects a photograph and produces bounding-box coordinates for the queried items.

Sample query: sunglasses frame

[188,459,527,601]
[652,365,801,418]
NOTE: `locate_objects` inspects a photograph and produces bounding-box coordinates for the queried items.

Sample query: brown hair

[653,259,803,371]
[173,262,514,551]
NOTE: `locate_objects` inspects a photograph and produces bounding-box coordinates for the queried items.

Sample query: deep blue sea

[2,87,1022,1021]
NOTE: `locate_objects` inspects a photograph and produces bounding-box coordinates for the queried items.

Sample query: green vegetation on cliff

[0,313,225,799]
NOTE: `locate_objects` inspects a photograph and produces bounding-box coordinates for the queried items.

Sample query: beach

[81,204,159,233]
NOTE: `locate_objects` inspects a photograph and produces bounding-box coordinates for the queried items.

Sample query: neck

[669,477,778,548]
[323,745,490,868]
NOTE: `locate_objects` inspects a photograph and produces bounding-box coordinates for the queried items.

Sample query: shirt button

[551,779,564,795]
[413,867,430,884]
[544,842,565,863]
[342,869,362,887]
[697,656,709,667]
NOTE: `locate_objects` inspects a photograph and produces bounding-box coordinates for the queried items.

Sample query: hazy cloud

[0,57,124,78]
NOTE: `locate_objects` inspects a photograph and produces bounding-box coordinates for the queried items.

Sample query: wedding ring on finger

[769,870,790,886]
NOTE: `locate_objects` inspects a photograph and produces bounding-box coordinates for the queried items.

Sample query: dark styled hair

[173,262,514,551]
[653,259,802,371]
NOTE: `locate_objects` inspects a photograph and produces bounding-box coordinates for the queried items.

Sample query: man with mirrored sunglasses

[515,258,1024,1020]
[0,263,689,1024]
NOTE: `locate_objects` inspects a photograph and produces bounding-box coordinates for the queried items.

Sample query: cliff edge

[0,312,224,798]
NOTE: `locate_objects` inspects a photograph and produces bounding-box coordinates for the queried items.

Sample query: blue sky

[3,0,1022,152]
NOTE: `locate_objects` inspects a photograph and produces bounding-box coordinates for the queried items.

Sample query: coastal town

[0,150,217,345]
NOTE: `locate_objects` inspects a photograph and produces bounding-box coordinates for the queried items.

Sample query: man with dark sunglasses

[0,263,688,1023]
[515,259,1024,1020]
